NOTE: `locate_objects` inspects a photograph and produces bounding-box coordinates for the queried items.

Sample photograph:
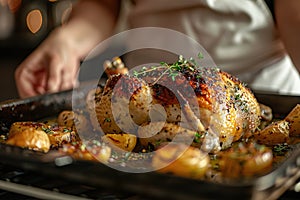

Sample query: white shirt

[122,0,300,94]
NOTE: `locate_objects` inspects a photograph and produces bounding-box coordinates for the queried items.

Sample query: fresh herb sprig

[273,143,291,156]
[132,54,203,84]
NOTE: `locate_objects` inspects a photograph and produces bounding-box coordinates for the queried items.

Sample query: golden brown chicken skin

[94,59,261,151]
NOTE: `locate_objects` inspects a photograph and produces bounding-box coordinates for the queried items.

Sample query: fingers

[15,67,47,98]
[15,47,47,98]
[15,53,47,98]
[47,56,62,93]
[60,59,79,91]
[15,40,79,98]
[47,56,79,93]
[15,67,37,98]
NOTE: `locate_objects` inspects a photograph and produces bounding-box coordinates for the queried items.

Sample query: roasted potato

[285,104,300,137]
[7,121,80,151]
[101,133,137,152]
[253,120,290,145]
[152,143,210,179]
[8,121,47,137]
[218,142,273,178]
[6,122,50,152]
[57,110,90,134]
[47,125,79,148]
[60,141,111,163]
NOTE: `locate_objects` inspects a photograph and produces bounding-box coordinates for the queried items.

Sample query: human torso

[126,0,285,77]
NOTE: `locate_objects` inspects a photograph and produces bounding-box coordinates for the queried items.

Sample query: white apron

[121,0,300,95]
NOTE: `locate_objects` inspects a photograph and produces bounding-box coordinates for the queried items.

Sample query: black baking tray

[0,85,299,200]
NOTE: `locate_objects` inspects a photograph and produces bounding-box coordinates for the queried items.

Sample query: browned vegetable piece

[101,133,137,152]
[60,141,111,163]
[8,121,47,137]
[57,111,77,128]
[218,142,273,178]
[57,110,89,133]
[6,122,50,153]
[285,104,300,137]
[254,120,290,145]
[152,143,210,179]
[47,125,79,148]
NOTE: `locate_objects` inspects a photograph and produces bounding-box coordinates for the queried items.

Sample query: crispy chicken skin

[95,74,152,134]
[94,61,261,150]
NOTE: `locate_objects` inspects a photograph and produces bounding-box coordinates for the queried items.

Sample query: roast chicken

[5,56,300,180]
[93,56,261,151]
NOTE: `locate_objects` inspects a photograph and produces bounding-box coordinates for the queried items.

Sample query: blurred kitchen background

[0,0,76,102]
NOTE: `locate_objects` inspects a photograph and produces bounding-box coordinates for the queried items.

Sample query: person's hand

[15,28,80,98]
[15,0,121,98]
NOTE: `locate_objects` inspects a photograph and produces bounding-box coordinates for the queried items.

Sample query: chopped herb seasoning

[273,143,291,156]
[63,128,72,133]
[42,127,53,134]
[104,118,111,122]
[194,132,204,143]
[197,52,204,59]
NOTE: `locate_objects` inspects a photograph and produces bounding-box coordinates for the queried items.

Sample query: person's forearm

[58,0,121,59]
[275,0,300,73]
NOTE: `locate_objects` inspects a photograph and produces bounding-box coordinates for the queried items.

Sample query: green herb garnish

[42,127,53,134]
[194,132,204,143]
[273,143,291,156]
[104,118,111,122]
[197,52,204,59]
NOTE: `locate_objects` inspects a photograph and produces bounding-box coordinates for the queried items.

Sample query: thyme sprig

[273,143,291,156]
[132,55,200,84]
[42,127,53,134]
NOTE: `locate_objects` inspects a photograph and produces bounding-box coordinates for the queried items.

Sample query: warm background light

[8,0,22,13]
[26,9,42,34]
